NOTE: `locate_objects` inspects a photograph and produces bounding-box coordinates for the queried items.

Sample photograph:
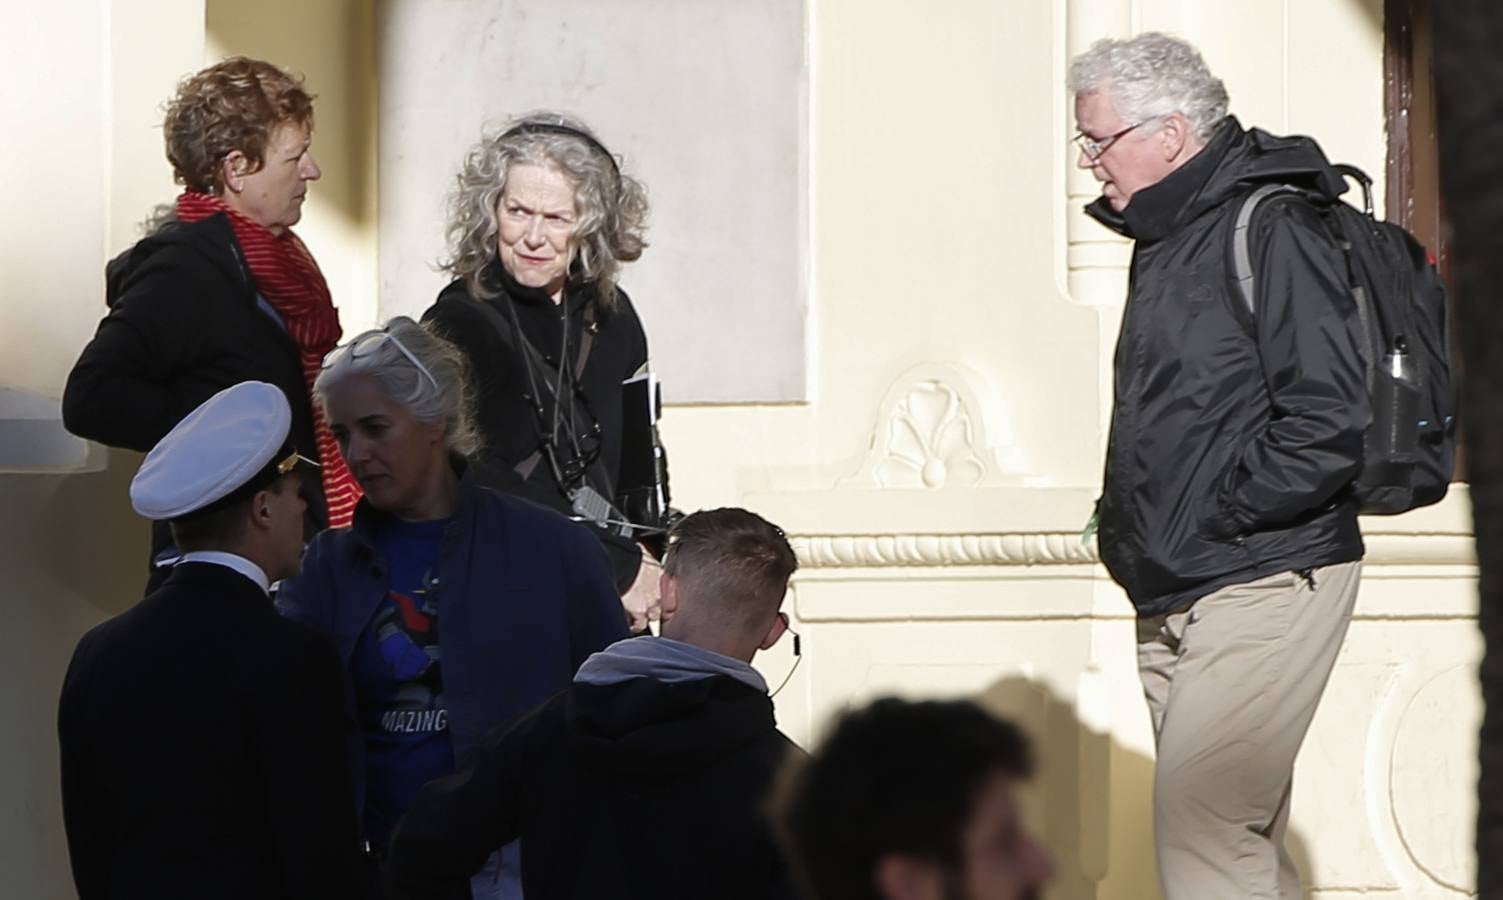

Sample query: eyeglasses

[1073,119,1153,161]
[324,328,439,392]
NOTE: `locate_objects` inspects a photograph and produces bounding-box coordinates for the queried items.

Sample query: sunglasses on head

[324,328,439,392]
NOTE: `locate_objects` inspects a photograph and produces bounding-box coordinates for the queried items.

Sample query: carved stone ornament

[841,364,1034,489]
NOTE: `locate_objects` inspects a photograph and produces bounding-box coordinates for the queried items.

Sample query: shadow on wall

[972,676,1316,900]
[205,0,377,233]
[0,447,148,900]
[1354,0,1384,32]
[4,446,147,615]
[204,0,382,331]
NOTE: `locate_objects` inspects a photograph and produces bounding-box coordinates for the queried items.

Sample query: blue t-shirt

[352,517,455,847]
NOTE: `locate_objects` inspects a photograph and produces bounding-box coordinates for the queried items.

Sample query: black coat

[62,214,327,585]
[422,264,654,592]
[1087,118,1368,616]
[57,562,369,899]
[385,674,802,900]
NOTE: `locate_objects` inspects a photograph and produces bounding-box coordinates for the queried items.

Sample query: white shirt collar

[176,551,271,595]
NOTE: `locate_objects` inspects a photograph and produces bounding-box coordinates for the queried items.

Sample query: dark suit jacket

[58,562,369,899]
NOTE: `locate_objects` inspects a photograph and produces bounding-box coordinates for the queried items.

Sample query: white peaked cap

[129,381,294,521]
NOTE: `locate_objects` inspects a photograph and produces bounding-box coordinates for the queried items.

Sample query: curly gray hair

[315,316,481,457]
[440,111,649,310]
[1068,33,1229,144]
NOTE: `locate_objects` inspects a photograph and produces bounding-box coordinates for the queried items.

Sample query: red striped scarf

[176,191,362,527]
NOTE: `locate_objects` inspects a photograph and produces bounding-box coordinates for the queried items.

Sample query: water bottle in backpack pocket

[1230,165,1457,515]
[1370,343,1422,468]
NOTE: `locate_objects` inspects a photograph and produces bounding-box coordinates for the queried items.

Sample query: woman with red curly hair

[64,57,358,592]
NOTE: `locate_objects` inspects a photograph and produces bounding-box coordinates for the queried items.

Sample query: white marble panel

[375,0,807,402]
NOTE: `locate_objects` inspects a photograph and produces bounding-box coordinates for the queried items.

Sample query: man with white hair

[1070,33,1368,899]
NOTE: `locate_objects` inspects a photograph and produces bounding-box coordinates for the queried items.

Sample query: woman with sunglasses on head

[276,316,628,899]
[422,111,671,633]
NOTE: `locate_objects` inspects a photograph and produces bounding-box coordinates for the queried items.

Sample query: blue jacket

[276,465,630,817]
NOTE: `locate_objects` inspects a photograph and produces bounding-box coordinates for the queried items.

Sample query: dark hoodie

[63,213,326,583]
[386,638,802,900]
[1087,117,1368,616]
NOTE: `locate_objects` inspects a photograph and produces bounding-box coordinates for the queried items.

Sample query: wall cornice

[791,532,1096,568]
[789,530,1476,570]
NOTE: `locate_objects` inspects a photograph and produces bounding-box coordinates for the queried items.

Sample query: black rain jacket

[1088,117,1368,617]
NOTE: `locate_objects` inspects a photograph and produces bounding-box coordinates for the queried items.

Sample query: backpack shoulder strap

[1231,184,1304,317]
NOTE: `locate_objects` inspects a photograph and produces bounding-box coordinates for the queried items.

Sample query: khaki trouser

[1136,561,1361,900]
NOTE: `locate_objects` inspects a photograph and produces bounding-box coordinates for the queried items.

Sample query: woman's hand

[619,547,662,632]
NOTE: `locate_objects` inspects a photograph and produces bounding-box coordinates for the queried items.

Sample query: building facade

[0,1,1472,897]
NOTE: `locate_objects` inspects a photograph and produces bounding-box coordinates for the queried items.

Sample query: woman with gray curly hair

[422,111,669,629]
[278,315,628,898]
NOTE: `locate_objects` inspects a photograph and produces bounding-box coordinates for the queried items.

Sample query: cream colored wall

[0,2,204,896]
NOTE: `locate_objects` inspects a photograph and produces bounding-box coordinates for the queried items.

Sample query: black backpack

[1231,164,1457,515]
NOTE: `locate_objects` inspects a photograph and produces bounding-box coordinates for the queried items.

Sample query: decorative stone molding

[839,364,1036,489]
[1385,662,1477,891]
[793,532,1096,568]
[790,531,1475,569]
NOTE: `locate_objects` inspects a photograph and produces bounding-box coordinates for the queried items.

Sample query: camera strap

[470,294,598,482]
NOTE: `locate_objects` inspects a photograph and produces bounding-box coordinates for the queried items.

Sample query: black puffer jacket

[63,213,327,584]
[1088,118,1368,616]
